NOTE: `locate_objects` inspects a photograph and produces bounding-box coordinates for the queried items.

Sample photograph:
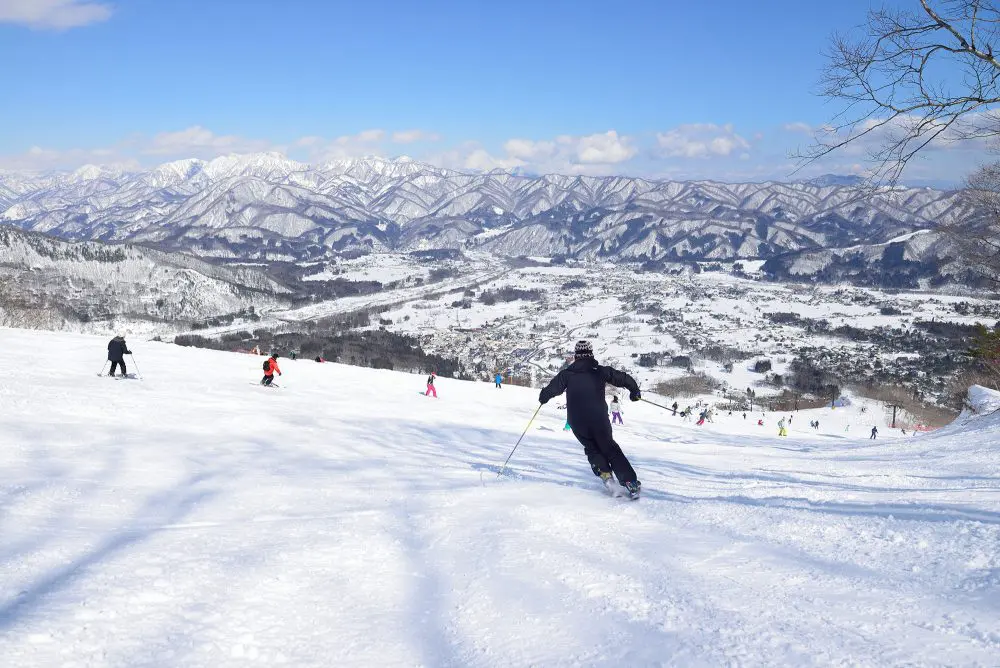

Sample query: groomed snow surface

[1,328,998,667]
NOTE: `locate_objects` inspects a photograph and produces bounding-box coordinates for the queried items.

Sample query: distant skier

[260,353,281,386]
[777,417,788,437]
[425,372,438,398]
[870,426,878,439]
[757,418,764,426]
[539,340,642,499]
[495,372,503,389]
[696,410,707,426]
[671,401,678,416]
[610,396,623,424]
[314,356,325,363]
[107,334,131,377]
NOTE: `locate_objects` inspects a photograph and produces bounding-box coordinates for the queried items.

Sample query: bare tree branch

[797,0,1000,186]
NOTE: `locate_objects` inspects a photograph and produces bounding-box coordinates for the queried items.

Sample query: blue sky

[0,0,986,184]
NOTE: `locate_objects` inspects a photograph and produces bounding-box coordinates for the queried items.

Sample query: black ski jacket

[539,358,639,426]
[107,337,131,362]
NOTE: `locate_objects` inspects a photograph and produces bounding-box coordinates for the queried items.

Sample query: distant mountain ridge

[0,154,977,275]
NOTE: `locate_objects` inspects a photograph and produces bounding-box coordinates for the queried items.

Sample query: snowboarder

[757,418,765,426]
[610,396,623,424]
[870,426,878,439]
[314,356,325,363]
[696,410,707,426]
[538,340,642,499]
[425,372,438,398]
[261,353,281,386]
[495,372,503,389]
[777,417,788,436]
[107,334,131,377]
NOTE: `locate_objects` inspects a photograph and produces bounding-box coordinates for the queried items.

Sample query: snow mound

[1,327,998,666]
[966,384,1000,414]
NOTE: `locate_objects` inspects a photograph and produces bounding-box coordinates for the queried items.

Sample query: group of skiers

[104,331,895,503]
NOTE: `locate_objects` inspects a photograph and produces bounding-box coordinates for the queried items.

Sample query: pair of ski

[97,373,140,380]
[488,469,639,500]
[604,477,640,501]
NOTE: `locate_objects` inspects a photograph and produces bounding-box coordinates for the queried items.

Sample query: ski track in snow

[0,328,998,666]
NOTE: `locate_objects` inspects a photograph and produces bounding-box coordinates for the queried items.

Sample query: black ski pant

[109,360,127,376]
[261,374,275,386]
[570,419,637,485]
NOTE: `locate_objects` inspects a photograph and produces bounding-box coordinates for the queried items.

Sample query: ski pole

[97,360,108,376]
[641,397,674,412]
[498,404,542,477]
[128,353,142,379]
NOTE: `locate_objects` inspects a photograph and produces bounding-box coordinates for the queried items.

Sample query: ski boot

[599,471,616,495]
[624,480,641,500]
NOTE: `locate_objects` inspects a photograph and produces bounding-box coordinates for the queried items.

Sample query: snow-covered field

[1,327,998,666]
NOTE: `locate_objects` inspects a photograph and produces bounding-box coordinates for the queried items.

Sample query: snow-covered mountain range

[0,226,290,331]
[0,154,977,270]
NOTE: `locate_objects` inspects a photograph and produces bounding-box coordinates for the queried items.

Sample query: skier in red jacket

[261,354,281,386]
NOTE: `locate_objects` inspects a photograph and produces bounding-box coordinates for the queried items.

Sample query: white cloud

[144,126,274,157]
[656,124,751,159]
[568,130,636,164]
[0,144,138,172]
[296,129,390,162]
[463,149,524,171]
[0,0,112,30]
[1,118,983,187]
[782,122,813,135]
[391,130,442,144]
[503,138,556,161]
[355,129,385,143]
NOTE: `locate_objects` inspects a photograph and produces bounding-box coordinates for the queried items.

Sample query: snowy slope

[0,328,998,666]
[0,227,290,332]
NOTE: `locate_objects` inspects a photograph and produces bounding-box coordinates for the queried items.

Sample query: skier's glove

[629,390,641,402]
